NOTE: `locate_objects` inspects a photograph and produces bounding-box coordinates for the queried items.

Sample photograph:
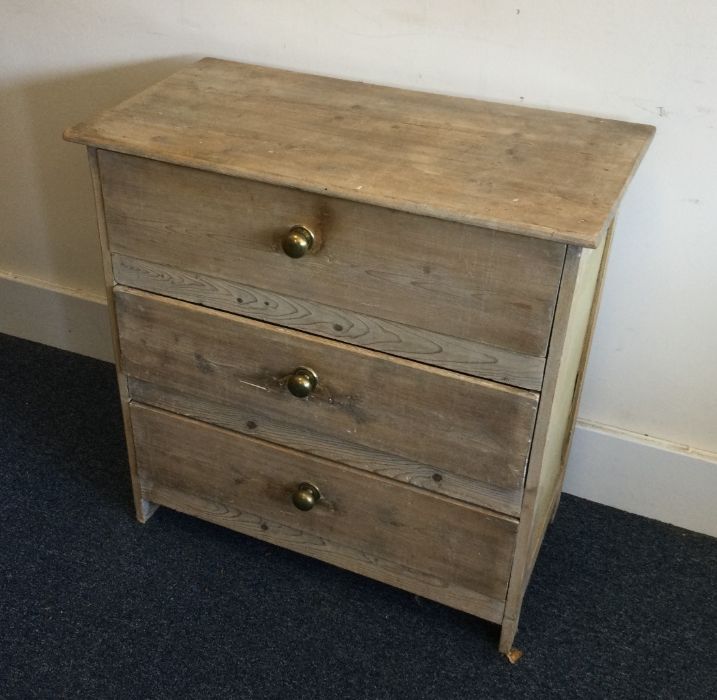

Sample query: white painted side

[0,271,113,362]
[1,2,715,531]
[565,421,717,537]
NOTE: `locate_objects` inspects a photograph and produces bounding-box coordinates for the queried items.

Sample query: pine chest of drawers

[65,58,653,654]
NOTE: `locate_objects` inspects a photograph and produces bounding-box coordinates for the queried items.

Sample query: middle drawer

[115,287,538,516]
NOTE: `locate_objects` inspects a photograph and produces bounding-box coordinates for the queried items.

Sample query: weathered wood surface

[115,287,539,516]
[65,58,654,248]
[101,151,565,359]
[114,254,546,390]
[86,148,156,523]
[129,377,523,516]
[131,402,517,622]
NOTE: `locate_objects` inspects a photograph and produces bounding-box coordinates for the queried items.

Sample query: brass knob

[292,482,321,511]
[282,225,315,258]
[287,367,318,398]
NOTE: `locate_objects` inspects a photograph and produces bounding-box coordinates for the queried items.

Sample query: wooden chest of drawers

[65,58,653,654]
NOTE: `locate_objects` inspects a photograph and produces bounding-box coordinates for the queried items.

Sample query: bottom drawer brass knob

[292,482,321,511]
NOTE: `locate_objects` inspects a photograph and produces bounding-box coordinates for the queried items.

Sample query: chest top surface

[65,57,654,248]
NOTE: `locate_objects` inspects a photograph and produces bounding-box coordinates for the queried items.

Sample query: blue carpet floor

[1,332,715,698]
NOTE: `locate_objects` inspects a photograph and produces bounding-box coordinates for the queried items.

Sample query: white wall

[1,1,715,535]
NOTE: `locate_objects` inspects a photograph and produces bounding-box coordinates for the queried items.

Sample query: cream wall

[1,1,715,534]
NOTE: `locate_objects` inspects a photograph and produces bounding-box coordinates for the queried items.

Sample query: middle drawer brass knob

[287,367,318,398]
[282,225,315,258]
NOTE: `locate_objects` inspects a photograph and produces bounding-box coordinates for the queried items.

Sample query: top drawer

[99,150,565,390]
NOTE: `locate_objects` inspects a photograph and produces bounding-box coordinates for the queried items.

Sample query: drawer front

[131,403,517,623]
[100,150,565,390]
[116,287,538,517]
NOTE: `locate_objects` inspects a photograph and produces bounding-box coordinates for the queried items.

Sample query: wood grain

[128,377,524,516]
[86,148,156,523]
[114,254,546,390]
[100,151,565,358]
[114,287,539,515]
[65,58,655,248]
[131,402,517,622]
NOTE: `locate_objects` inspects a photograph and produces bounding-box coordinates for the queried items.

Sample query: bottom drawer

[131,403,517,623]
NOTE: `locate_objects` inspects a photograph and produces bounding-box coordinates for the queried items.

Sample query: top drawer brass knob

[282,225,315,258]
[287,367,318,398]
